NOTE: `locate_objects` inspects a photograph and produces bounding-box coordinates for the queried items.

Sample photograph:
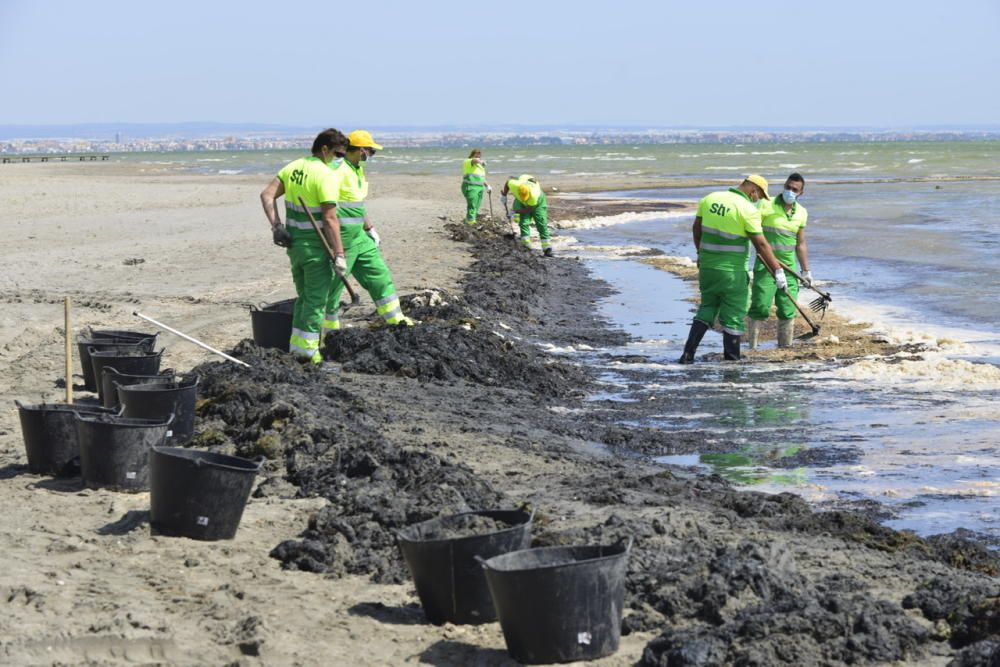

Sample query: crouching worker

[260,128,349,364]
[501,174,553,256]
[323,130,413,333]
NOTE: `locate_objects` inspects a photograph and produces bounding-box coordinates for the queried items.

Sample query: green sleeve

[743,203,763,235]
[696,196,708,218]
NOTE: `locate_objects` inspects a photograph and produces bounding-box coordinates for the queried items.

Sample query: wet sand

[0,163,997,665]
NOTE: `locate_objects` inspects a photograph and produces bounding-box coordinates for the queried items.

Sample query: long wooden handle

[298,197,359,301]
[64,297,73,404]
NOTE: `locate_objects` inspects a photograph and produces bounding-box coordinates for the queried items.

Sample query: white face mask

[782,189,798,204]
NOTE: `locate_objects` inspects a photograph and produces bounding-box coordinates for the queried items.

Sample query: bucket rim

[89,348,164,359]
[478,539,632,573]
[102,367,175,380]
[76,413,174,427]
[15,400,117,415]
[395,508,535,546]
[151,445,264,473]
[118,375,199,393]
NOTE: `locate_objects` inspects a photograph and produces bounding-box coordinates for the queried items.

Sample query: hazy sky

[2,0,999,128]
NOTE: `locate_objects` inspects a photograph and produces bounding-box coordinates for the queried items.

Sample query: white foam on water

[555,210,688,231]
[217,169,243,175]
[908,158,925,164]
[820,352,1000,391]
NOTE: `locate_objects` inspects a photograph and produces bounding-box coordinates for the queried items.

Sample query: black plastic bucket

[78,335,157,391]
[90,349,163,406]
[119,376,199,445]
[396,509,534,625]
[149,446,262,540]
[15,401,117,476]
[250,298,295,350]
[100,367,176,409]
[76,413,173,492]
[480,540,632,664]
[87,328,157,342]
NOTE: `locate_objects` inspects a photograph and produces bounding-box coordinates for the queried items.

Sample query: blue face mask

[782,189,798,204]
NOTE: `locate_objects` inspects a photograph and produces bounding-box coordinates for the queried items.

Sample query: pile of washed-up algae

[188,221,1000,666]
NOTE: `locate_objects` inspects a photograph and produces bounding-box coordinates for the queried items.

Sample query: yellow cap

[347,130,383,151]
[744,174,770,200]
[517,184,532,201]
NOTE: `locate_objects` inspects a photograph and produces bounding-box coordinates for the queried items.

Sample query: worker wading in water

[678,175,786,364]
[501,174,553,256]
[461,149,491,224]
[747,172,812,348]
[260,128,349,364]
[323,130,413,333]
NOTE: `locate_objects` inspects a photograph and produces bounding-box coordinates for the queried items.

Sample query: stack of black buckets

[16,327,261,541]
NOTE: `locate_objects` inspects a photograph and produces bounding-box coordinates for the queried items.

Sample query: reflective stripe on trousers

[322,311,340,333]
[375,293,405,323]
[289,327,321,362]
[700,242,746,252]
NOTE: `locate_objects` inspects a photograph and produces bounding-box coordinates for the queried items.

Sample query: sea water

[563,174,1000,542]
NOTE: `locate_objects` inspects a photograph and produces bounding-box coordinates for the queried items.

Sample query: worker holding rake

[501,174,553,257]
[260,128,349,364]
[678,175,786,364]
[323,130,413,333]
[747,173,812,348]
[461,149,491,224]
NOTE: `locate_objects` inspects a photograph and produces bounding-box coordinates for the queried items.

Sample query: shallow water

[564,187,1000,542]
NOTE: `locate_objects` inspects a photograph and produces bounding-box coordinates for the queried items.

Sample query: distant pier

[1,154,111,164]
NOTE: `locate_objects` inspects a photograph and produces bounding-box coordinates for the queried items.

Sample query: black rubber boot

[723,333,741,361]
[543,247,554,257]
[678,320,709,364]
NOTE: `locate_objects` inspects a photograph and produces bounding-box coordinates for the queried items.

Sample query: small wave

[908,158,925,164]
[217,169,243,175]
[779,163,806,169]
[555,210,688,230]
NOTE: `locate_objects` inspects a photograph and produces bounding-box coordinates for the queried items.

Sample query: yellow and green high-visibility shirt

[331,158,370,248]
[276,157,342,241]
[759,195,808,266]
[696,188,763,271]
[462,158,486,187]
[506,175,541,206]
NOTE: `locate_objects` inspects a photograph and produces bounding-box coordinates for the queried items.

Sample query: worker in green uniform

[747,173,812,348]
[678,175,786,364]
[323,130,413,332]
[501,174,553,256]
[461,149,491,224]
[260,128,349,364]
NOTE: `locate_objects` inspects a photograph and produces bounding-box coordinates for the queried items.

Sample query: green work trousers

[694,267,750,335]
[287,239,334,363]
[748,261,800,321]
[324,234,408,331]
[515,194,551,249]
[461,183,485,223]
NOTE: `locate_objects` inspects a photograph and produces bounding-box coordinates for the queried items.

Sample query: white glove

[487,185,493,193]
[774,268,788,291]
[366,227,381,247]
[801,270,813,286]
[333,255,347,276]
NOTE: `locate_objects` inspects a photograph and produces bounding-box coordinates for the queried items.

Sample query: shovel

[501,195,517,238]
[487,187,494,221]
[299,197,362,310]
[763,263,822,340]
[778,262,832,313]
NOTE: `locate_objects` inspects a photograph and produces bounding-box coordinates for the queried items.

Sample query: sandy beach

[1,162,998,666]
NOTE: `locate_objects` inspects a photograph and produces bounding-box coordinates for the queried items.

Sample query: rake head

[808,294,831,313]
